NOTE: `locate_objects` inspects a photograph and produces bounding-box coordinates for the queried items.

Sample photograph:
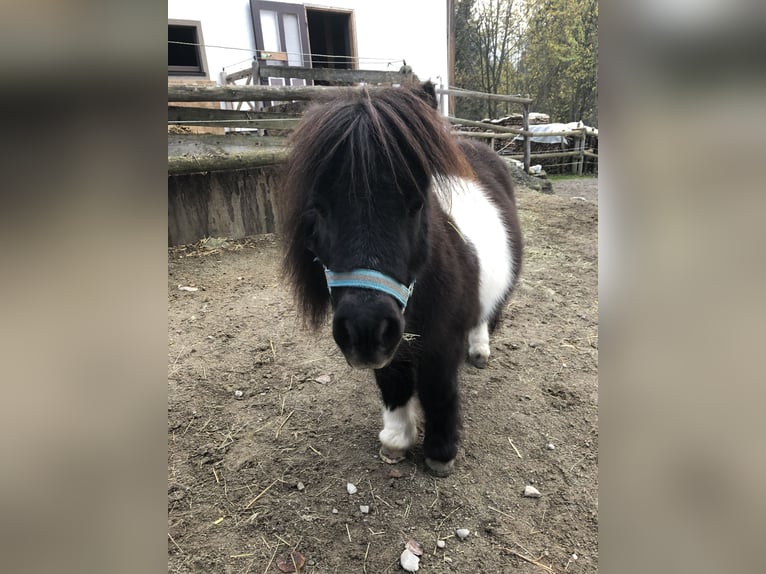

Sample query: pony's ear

[416,81,439,110]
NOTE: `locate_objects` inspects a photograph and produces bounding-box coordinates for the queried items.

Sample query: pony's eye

[408,199,424,215]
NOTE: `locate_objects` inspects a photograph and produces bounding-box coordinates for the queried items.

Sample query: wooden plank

[453,131,518,140]
[226,68,255,83]
[504,149,596,161]
[436,87,533,105]
[450,118,588,138]
[168,133,289,157]
[448,116,524,135]
[257,65,410,84]
[258,51,289,62]
[168,106,302,122]
[168,147,289,175]
[169,118,300,129]
[169,84,361,102]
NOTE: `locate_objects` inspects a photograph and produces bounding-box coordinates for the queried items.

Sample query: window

[250,2,311,68]
[168,21,208,77]
[306,8,354,70]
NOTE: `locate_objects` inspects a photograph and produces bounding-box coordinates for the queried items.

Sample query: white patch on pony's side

[434,177,515,326]
[378,399,418,462]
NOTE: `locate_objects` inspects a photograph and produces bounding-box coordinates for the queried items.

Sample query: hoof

[379,445,407,464]
[425,457,455,477]
[468,352,488,369]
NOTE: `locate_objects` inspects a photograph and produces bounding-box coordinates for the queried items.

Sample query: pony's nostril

[333,318,354,350]
[377,317,402,349]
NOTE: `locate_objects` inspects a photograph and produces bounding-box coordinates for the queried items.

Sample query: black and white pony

[281,82,522,476]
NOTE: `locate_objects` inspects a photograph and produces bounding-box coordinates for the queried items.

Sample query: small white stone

[400,549,420,572]
[436,540,446,549]
[234,390,244,398]
[296,482,305,491]
[572,553,578,560]
[346,482,358,495]
[444,556,453,563]
[524,485,542,498]
[546,443,555,450]
[331,508,338,514]
[455,528,470,540]
[359,505,369,514]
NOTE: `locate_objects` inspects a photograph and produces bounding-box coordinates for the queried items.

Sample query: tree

[452,0,598,125]
[454,0,526,119]
[514,0,598,125]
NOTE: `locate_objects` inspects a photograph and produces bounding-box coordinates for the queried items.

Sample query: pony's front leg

[418,348,461,476]
[375,362,417,464]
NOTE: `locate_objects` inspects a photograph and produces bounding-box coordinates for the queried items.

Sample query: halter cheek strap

[322,267,416,310]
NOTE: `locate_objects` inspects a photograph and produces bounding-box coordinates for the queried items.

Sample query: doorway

[306,8,355,71]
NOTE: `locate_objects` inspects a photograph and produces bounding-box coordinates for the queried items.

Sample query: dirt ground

[168,178,598,573]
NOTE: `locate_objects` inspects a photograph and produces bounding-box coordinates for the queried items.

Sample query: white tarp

[514,121,587,144]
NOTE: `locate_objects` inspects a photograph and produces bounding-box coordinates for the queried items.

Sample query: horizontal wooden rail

[168,105,301,129]
[168,147,289,175]
[448,116,524,135]
[504,149,596,161]
[450,117,593,139]
[169,84,361,103]
[436,87,532,104]
[169,106,301,121]
[257,65,411,84]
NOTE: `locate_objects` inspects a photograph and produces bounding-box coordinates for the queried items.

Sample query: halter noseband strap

[322,267,416,310]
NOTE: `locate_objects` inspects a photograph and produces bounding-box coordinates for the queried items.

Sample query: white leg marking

[468,321,490,368]
[378,400,417,463]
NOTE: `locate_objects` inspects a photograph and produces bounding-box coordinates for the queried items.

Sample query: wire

[169,40,403,67]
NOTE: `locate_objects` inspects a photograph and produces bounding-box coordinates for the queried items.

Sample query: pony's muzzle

[331,292,404,369]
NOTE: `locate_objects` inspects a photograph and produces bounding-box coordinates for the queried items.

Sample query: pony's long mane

[281,85,473,328]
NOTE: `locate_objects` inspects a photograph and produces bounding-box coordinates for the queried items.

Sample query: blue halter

[322,267,416,310]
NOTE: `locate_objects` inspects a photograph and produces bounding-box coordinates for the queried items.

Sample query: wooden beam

[453,131,517,140]
[504,149,596,161]
[168,106,302,122]
[448,116,524,135]
[168,147,289,175]
[169,118,300,129]
[225,68,255,83]
[436,87,532,105]
[257,65,411,84]
[169,84,362,102]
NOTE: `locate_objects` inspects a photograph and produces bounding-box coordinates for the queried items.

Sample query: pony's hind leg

[468,321,491,368]
[375,362,417,464]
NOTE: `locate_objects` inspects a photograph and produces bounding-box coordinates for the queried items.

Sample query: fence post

[577,129,585,175]
[522,103,531,173]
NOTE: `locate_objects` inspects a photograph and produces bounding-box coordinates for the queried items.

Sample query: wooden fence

[168,67,597,176]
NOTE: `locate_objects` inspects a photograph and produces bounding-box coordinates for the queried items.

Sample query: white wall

[168,0,257,82]
[168,0,450,105]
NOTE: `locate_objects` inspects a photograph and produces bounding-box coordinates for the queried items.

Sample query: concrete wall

[168,167,282,246]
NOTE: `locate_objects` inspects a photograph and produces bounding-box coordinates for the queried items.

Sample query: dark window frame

[168,19,209,78]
